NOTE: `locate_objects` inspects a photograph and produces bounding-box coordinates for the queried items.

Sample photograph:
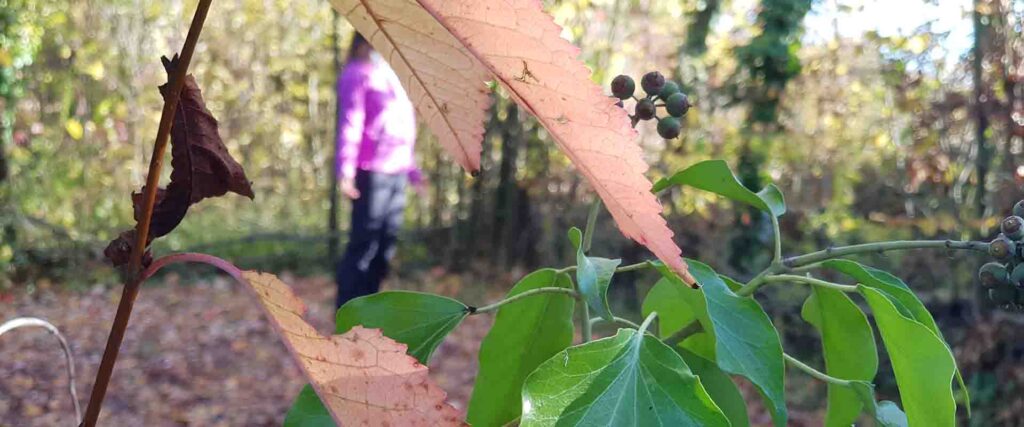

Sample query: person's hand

[340,177,360,200]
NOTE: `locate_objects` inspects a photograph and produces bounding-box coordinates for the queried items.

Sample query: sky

[803,0,974,62]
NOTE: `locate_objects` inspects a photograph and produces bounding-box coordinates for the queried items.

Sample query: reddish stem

[81,2,214,425]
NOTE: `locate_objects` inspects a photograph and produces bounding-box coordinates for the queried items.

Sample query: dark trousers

[335,170,407,309]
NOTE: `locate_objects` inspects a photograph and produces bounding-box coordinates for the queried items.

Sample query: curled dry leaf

[104,54,254,267]
[331,0,492,173]
[329,0,693,283]
[241,271,466,426]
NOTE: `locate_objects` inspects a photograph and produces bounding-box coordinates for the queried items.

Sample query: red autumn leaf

[330,0,693,283]
[241,270,466,426]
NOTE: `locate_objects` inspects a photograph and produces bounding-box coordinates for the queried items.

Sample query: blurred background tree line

[2,0,1024,423]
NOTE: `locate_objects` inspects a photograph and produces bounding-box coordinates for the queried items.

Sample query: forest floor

[4,270,832,426]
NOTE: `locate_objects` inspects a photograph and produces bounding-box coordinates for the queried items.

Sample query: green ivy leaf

[802,286,878,427]
[825,260,969,414]
[651,159,786,217]
[285,291,468,426]
[690,259,788,427]
[521,328,730,426]
[467,269,576,426]
[641,276,716,360]
[336,291,468,362]
[677,348,751,427]
[859,286,956,427]
[284,385,334,427]
[569,227,620,321]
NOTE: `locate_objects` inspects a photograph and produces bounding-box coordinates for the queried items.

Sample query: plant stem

[582,199,600,252]
[589,316,642,329]
[663,321,703,346]
[763,274,859,292]
[82,2,213,425]
[638,312,658,335]
[784,353,851,387]
[471,287,579,314]
[581,304,593,342]
[783,240,989,268]
[556,261,650,275]
[770,214,782,264]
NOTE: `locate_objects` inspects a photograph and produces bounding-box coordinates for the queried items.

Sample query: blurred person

[334,32,422,309]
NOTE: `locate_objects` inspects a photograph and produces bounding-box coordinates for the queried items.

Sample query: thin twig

[470,287,579,314]
[1,317,81,425]
[762,274,859,293]
[663,321,703,346]
[782,240,989,268]
[82,2,214,425]
[784,353,851,387]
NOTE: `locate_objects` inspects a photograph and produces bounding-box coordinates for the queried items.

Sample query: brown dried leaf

[104,55,254,267]
[241,271,466,425]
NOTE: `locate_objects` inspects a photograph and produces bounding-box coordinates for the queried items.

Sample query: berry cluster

[980,200,1024,308]
[609,71,691,139]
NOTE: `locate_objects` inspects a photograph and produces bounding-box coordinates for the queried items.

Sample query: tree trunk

[493,103,521,267]
[972,0,991,218]
[327,9,343,264]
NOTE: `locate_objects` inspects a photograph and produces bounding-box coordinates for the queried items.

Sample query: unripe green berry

[658,81,680,100]
[610,75,635,100]
[657,117,681,139]
[1014,200,1024,218]
[979,262,1010,288]
[641,71,666,96]
[990,235,1016,261]
[635,99,656,120]
[1002,216,1024,240]
[1010,263,1024,288]
[665,93,691,117]
[990,286,1016,304]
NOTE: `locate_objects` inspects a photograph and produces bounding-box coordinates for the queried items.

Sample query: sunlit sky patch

[803,0,973,63]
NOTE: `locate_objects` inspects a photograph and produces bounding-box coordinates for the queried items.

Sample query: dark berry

[1014,200,1024,218]
[635,99,656,120]
[990,286,1016,304]
[615,100,624,108]
[657,117,681,139]
[658,81,679,100]
[979,262,1010,288]
[611,75,635,100]
[1010,264,1024,288]
[641,71,666,96]
[1003,216,1024,240]
[665,93,691,117]
[990,235,1016,261]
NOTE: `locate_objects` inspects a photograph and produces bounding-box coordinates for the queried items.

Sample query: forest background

[2,0,1024,425]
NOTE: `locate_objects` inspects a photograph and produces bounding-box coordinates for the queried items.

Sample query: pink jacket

[335,57,421,183]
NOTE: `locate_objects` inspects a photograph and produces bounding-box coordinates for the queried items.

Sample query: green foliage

[652,159,786,217]
[336,291,468,362]
[286,291,468,425]
[859,286,956,426]
[689,259,788,427]
[568,227,620,321]
[802,287,878,426]
[642,277,715,359]
[467,269,575,426]
[676,348,750,427]
[284,386,333,427]
[521,328,730,427]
